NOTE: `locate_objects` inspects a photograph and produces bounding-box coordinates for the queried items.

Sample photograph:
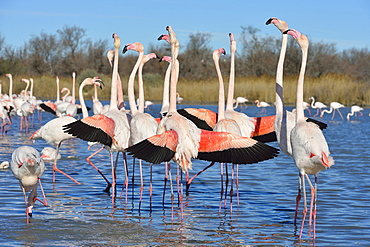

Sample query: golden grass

[2,74,369,106]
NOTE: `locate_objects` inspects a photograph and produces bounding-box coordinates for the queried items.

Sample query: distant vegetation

[0,25,369,106]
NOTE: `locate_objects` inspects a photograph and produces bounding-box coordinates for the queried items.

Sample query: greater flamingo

[64,33,131,204]
[286,28,334,239]
[320,101,345,120]
[308,97,327,117]
[233,97,248,110]
[254,100,270,114]
[346,105,363,120]
[10,146,48,224]
[123,42,159,206]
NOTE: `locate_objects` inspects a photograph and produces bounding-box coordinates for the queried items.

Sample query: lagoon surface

[0,101,369,246]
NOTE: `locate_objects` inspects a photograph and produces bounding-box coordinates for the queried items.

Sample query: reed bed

[2,74,369,107]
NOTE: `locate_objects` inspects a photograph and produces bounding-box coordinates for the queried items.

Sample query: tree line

[0,25,369,83]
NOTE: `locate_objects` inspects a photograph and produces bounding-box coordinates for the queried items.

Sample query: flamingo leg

[299,173,307,239]
[186,161,215,194]
[86,146,112,192]
[138,159,144,212]
[236,164,240,205]
[337,109,344,120]
[294,174,302,226]
[162,161,169,205]
[52,142,81,184]
[230,163,235,214]
[34,178,48,207]
[149,163,153,213]
[219,162,224,212]
[110,152,117,206]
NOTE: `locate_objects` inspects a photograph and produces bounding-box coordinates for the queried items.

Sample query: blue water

[0,101,369,246]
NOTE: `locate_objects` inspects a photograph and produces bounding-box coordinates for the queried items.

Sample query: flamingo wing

[126,130,178,164]
[251,115,277,142]
[197,130,279,164]
[177,108,217,131]
[63,114,115,147]
[40,102,57,115]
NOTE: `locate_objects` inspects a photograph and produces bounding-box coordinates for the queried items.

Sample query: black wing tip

[63,120,112,147]
[306,118,328,130]
[126,139,175,164]
[177,109,213,131]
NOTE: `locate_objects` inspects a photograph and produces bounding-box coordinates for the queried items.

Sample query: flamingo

[41,147,61,161]
[254,100,270,114]
[286,28,334,239]
[176,92,184,104]
[92,82,104,115]
[320,101,345,120]
[18,79,34,132]
[64,33,131,203]
[10,146,48,224]
[233,97,248,110]
[123,43,159,206]
[346,105,363,120]
[309,97,327,117]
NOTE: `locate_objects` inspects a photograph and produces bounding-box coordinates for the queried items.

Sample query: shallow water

[1,102,369,246]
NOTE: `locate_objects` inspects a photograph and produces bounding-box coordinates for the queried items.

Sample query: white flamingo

[287,28,334,239]
[346,105,364,121]
[10,146,48,224]
[309,97,327,117]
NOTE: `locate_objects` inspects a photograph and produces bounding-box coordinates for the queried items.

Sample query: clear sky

[1,0,369,53]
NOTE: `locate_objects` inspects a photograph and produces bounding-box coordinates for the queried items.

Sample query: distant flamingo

[320,101,345,120]
[254,100,270,114]
[233,97,248,110]
[10,146,48,224]
[286,28,334,239]
[309,97,327,117]
[346,105,363,121]
[176,92,184,104]
[18,79,34,133]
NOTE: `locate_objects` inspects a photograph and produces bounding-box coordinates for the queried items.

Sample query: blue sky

[1,0,369,53]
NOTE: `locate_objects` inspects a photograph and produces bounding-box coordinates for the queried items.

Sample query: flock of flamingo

[0,17,366,239]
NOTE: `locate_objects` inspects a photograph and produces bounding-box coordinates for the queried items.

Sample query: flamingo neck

[30,79,34,98]
[24,81,30,102]
[8,76,13,102]
[161,62,171,114]
[296,46,308,123]
[137,61,145,113]
[127,51,144,116]
[276,34,288,115]
[226,42,236,111]
[56,78,60,103]
[79,82,89,118]
[310,97,316,108]
[214,56,225,121]
[72,74,76,104]
[169,59,179,112]
[109,44,120,111]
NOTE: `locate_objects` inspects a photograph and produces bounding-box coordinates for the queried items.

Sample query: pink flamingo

[320,101,345,120]
[64,34,131,204]
[309,97,327,117]
[286,28,334,239]
[10,146,48,224]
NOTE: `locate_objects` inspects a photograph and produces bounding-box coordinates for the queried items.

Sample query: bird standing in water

[10,146,48,224]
